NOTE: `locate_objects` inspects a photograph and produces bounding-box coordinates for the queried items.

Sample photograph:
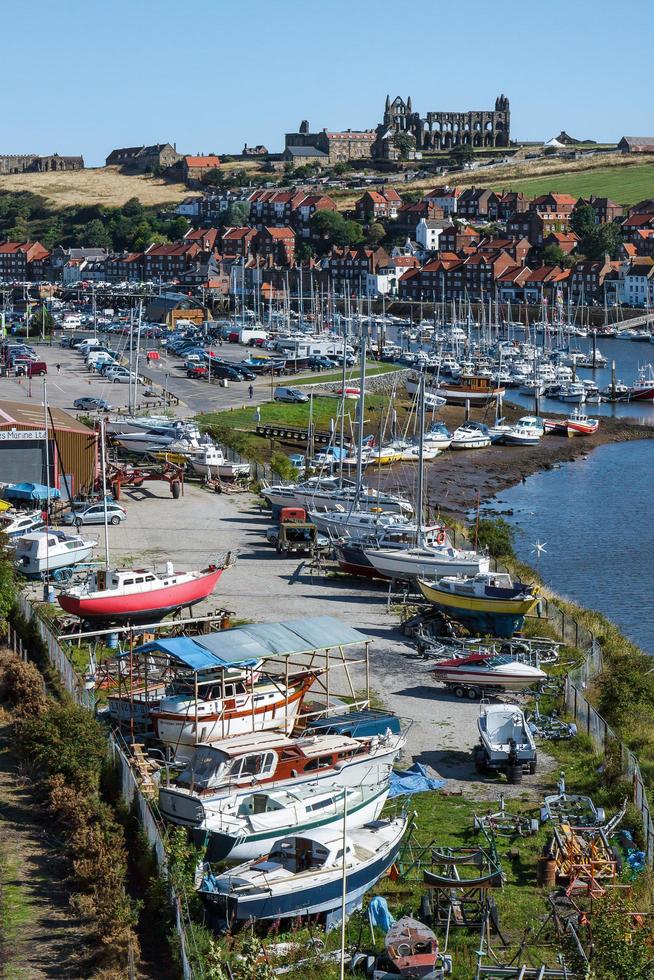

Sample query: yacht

[14,529,96,578]
[450,422,492,450]
[363,542,490,581]
[503,416,545,446]
[188,445,251,480]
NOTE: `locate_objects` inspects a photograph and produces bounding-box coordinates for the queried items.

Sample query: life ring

[436,530,446,545]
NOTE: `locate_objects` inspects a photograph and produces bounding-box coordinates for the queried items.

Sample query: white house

[416,218,444,254]
[365,267,397,298]
[617,260,654,307]
[175,197,201,218]
[423,185,461,215]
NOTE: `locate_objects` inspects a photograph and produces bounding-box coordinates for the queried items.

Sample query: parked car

[208,362,243,381]
[73,397,113,412]
[274,386,309,403]
[232,363,257,381]
[61,501,127,526]
[15,360,47,376]
[187,364,209,379]
[111,371,139,384]
[308,356,337,370]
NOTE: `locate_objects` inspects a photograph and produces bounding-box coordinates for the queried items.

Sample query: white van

[63,314,82,330]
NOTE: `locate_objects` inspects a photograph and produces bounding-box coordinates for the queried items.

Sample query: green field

[491,162,654,205]
[293,361,399,386]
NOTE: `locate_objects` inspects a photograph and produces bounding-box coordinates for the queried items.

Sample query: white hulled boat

[14,529,96,578]
[189,445,251,479]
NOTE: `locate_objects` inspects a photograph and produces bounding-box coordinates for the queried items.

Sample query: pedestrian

[248,384,254,400]
[56,363,61,374]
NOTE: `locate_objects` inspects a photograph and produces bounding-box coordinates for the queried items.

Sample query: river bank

[375,405,654,519]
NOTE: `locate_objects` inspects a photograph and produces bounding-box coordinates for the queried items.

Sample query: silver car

[62,501,127,526]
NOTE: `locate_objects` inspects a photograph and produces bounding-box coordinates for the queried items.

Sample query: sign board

[0,429,47,441]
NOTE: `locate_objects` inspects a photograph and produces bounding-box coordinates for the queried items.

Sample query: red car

[187,364,209,379]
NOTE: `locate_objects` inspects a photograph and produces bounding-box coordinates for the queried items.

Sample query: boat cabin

[173,732,366,794]
[265,833,350,873]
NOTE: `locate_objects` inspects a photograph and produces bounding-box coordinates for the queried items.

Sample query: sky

[1,0,653,167]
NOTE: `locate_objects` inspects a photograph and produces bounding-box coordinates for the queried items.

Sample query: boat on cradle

[431,651,546,696]
[486,418,514,444]
[502,416,545,446]
[363,542,489,581]
[14,529,96,578]
[308,507,410,539]
[475,703,537,782]
[198,816,407,924]
[417,572,539,638]
[262,479,413,516]
[628,363,654,402]
[188,444,251,479]
[151,670,319,756]
[57,561,227,621]
[200,778,390,862]
[334,525,454,578]
[450,422,491,450]
[566,409,599,436]
[114,430,201,455]
[383,916,442,979]
[158,712,405,827]
[105,415,200,438]
[0,509,45,540]
[406,374,505,407]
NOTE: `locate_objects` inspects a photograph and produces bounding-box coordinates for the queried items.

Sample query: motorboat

[0,509,45,540]
[363,542,489,581]
[200,779,390,863]
[384,916,441,979]
[14,529,96,579]
[566,409,599,436]
[557,382,586,404]
[399,443,441,462]
[150,670,318,756]
[114,430,201,455]
[417,572,539,638]
[450,422,491,450]
[431,652,546,695]
[486,418,514,444]
[198,816,407,924]
[502,416,545,447]
[157,713,405,827]
[57,560,227,621]
[105,415,200,438]
[188,444,251,480]
[475,703,537,781]
[628,363,654,402]
[423,422,452,451]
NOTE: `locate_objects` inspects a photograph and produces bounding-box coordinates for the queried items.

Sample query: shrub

[0,657,47,719]
[475,517,515,559]
[19,702,108,792]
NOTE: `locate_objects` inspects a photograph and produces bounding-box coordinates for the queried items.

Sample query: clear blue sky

[2,0,652,166]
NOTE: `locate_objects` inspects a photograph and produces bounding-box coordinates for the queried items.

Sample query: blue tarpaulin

[368,896,395,934]
[135,616,369,671]
[4,482,60,502]
[388,762,445,798]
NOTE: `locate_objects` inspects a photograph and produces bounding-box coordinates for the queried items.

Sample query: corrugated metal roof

[135,616,369,671]
[0,399,92,434]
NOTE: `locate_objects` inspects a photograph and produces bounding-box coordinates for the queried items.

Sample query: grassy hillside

[0,166,198,210]
[488,163,654,205]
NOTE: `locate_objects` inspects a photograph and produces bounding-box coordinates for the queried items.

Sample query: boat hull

[418,578,537,637]
[432,666,542,692]
[200,820,405,922]
[199,784,389,862]
[57,567,223,620]
[365,550,489,581]
[17,542,95,578]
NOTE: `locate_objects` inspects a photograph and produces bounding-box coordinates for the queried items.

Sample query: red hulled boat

[58,562,227,621]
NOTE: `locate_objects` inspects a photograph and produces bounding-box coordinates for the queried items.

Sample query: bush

[270,452,298,481]
[19,702,108,792]
[0,657,47,719]
[475,517,515,559]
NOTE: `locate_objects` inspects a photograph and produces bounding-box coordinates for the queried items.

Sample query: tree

[0,541,15,630]
[392,131,416,159]
[367,221,386,247]
[401,190,424,205]
[164,216,190,241]
[570,202,596,240]
[343,220,364,247]
[450,144,475,167]
[29,306,55,335]
[583,222,623,260]
[81,218,112,249]
[202,168,223,187]
[332,162,348,176]
[295,241,315,263]
[543,243,574,268]
[226,201,250,226]
[121,197,145,219]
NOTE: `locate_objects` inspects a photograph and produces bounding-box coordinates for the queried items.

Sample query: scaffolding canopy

[134,616,370,672]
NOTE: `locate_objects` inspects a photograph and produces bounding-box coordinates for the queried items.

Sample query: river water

[482,439,654,654]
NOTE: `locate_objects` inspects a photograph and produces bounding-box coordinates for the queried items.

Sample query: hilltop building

[105,143,182,172]
[373,94,510,158]
[284,120,376,166]
[0,153,83,174]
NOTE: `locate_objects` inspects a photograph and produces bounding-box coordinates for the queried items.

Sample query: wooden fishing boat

[406,374,505,407]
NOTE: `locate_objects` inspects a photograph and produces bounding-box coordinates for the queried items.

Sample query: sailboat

[364,374,490,581]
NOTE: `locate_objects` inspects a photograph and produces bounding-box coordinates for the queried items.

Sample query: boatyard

[2,309,654,979]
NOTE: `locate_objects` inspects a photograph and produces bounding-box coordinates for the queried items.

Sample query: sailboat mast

[354,315,367,504]
[100,419,110,569]
[43,380,51,591]
[416,372,425,547]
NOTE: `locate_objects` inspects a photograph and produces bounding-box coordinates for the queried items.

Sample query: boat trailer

[106,461,186,500]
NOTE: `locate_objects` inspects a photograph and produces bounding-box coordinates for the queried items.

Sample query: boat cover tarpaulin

[368,896,395,933]
[135,616,369,671]
[4,482,61,501]
[388,763,445,798]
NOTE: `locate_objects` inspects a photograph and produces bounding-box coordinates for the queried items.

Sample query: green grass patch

[489,162,654,205]
[293,361,400,386]
[0,853,33,969]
